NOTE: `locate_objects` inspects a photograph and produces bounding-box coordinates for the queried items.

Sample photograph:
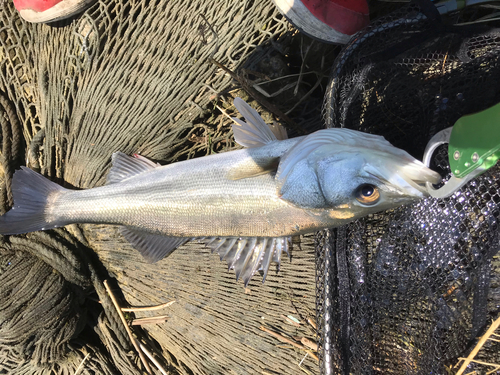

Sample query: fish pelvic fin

[106,152,160,185]
[205,236,292,286]
[0,167,67,235]
[120,226,190,263]
[231,97,288,148]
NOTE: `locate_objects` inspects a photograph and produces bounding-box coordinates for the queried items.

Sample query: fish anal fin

[205,236,291,286]
[106,152,160,185]
[226,157,279,181]
[120,226,189,263]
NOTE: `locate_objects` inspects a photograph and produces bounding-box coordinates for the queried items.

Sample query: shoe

[13,0,95,23]
[273,0,369,44]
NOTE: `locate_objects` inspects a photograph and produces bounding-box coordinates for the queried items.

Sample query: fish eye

[355,184,380,205]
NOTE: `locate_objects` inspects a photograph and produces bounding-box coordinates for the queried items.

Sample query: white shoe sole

[18,0,95,23]
[273,0,352,44]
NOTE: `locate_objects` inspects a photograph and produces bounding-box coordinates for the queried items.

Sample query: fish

[0,98,441,286]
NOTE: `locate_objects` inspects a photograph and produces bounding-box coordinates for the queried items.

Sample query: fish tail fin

[0,167,67,235]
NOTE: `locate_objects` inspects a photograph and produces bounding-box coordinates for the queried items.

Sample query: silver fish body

[0,98,442,285]
[51,138,331,238]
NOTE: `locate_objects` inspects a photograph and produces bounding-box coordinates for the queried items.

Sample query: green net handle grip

[449,102,500,179]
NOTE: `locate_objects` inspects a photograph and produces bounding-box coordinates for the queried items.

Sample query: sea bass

[0,98,441,285]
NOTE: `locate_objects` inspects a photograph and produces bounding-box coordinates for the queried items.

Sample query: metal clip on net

[424,102,500,198]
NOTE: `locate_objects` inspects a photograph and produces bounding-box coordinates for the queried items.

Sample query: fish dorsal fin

[205,236,291,286]
[231,97,288,148]
[107,152,160,184]
[120,226,190,263]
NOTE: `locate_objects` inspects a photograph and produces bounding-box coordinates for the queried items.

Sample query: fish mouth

[366,154,443,199]
[398,159,443,196]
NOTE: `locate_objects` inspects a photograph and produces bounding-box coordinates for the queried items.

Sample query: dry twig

[260,326,304,350]
[259,326,319,362]
[285,75,323,115]
[262,370,280,375]
[103,280,153,375]
[208,58,305,135]
[307,317,317,330]
[306,350,319,362]
[132,315,169,326]
[295,39,314,96]
[122,300,175,312]
[455,314,500,375]
[139,342,169,375]
[300,337,318,351]
[73,352,90,375]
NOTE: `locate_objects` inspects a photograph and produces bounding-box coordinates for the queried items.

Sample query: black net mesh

[317,2,500,374]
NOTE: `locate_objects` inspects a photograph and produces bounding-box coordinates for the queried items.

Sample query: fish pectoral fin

[120,226,190,263]
[226,157,279,180]
[204,236,291,286]
[106,152,160,185]
[231,97,288,148]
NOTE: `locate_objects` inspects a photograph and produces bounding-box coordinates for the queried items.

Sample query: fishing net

[0,0,330,374]
[317,2,500,374]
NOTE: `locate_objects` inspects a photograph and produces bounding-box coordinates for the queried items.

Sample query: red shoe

[273,0,369,44]
[13,0,95,23]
